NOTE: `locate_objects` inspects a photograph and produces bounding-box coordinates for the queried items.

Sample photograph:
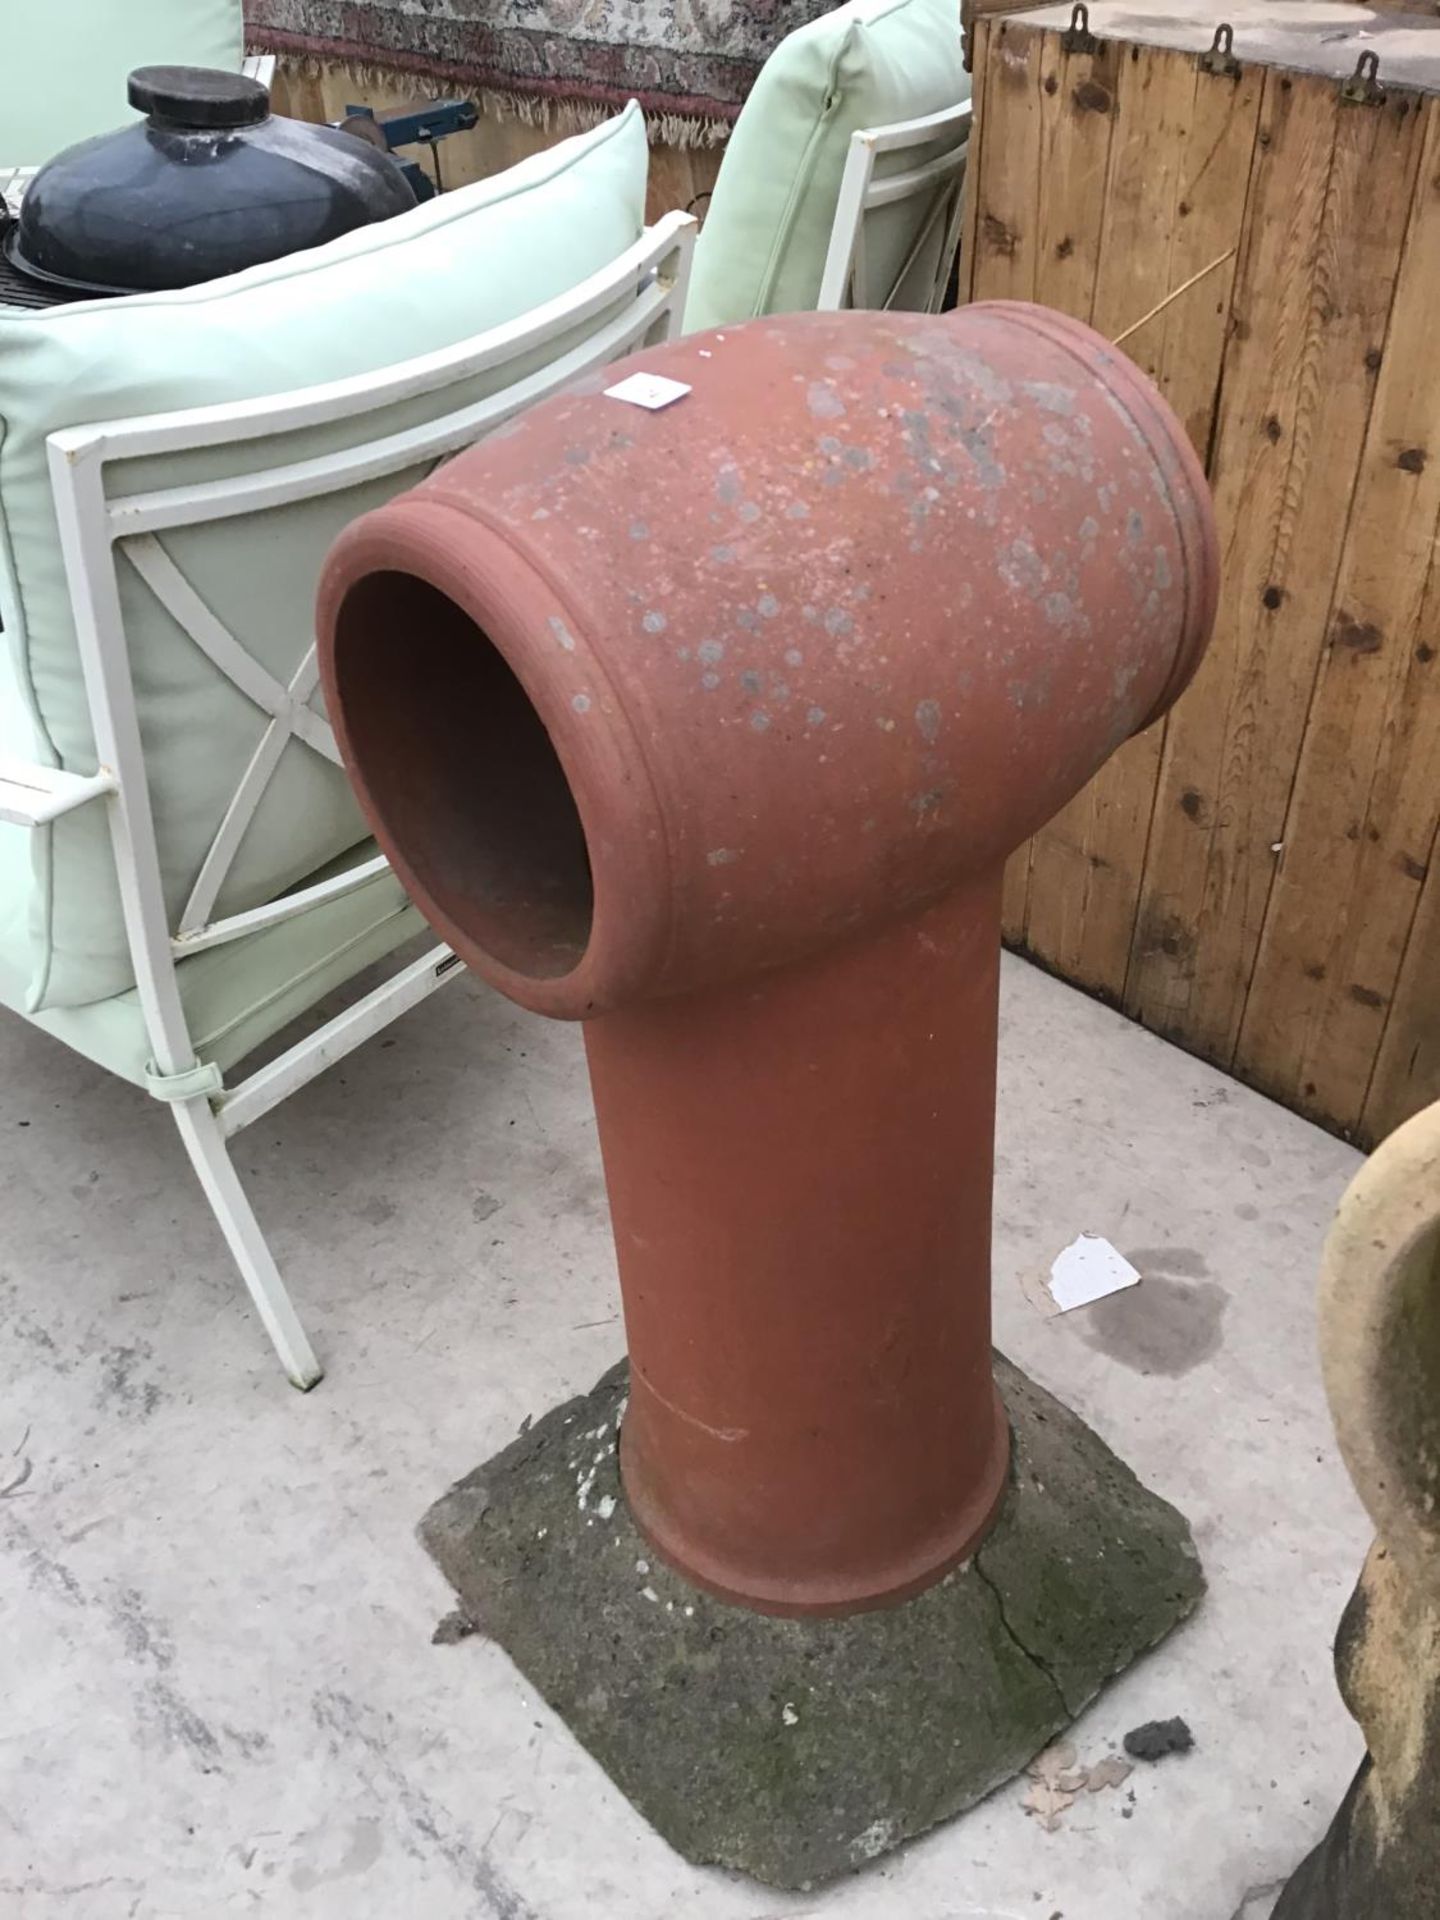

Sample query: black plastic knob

[128,65,271,131]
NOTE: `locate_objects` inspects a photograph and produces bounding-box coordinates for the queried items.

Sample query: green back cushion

[0,104,649,1011]
[685,0,969,332]
[4,1,245,168]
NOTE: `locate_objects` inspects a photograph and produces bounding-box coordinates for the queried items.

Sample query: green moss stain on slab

[420,1354,1203,1890]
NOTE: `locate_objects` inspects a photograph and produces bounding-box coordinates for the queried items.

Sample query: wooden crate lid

[1008,1,1440,93]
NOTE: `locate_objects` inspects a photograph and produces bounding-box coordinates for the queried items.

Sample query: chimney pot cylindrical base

[593,876,1010,1616]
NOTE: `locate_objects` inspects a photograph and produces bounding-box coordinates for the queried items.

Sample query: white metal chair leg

[171,1096,324,1390]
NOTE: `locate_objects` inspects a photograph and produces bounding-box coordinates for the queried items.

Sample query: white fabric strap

[143,1058,225,1103]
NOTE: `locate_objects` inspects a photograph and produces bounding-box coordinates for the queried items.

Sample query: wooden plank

[998,821,1032,947]
[687,143,725,222]
[1124,70,1422,1063]
[1144,57,1265,463]
[965,15,1046,936]
[963,0,1052,65]
[959,15,992,295]
[1006,26,1128,960]
[441,111,556,192]
[1031,33,1121,315]
[1090,47,1199,354]
[967,16,1046,308]
[1021,43,1194,985]
[1236,96,1440,1132]
[646,143,698,223]
[1020,47,1256,995]
[268,61,329,126]
[1362,831,1440,1144]
[645,141,724,224]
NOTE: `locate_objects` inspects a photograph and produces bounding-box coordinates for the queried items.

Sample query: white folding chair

[0,212,696,1389]
[817,101,974,313]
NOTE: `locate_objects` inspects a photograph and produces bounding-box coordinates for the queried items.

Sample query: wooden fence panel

[1021,48,1258,996]
[1125,74,1420,1065]
[1236,98,1440,1130]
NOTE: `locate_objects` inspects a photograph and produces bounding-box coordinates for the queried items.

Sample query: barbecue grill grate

[0,218,93,309]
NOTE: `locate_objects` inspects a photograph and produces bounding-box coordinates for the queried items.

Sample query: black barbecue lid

[6,65,416,300]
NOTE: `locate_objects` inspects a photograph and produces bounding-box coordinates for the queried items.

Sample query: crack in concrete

[972,1547,1073,1718]
[1227,1879,1288,1920]
[310,1688,539,1920]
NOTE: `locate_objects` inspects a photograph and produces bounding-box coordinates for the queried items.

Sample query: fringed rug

[245,0,840,144]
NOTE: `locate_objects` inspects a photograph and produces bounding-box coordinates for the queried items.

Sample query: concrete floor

[1,953,1370,1920]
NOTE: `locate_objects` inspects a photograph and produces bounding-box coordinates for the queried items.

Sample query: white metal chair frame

[816,100,974,313]
[0,211,696,1390]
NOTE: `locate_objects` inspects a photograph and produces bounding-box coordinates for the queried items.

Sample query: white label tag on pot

[605,372,692,411]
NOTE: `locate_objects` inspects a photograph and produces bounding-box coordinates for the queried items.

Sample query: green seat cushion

[0,834,428,1088]
[684,0,969,332]
[3,1,245,168]
[0,104,648,1015]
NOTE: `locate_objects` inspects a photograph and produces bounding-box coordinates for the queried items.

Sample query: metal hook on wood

[1342,49,1386,106]
[1061,2,1100,55]
[1200,23,1240,79]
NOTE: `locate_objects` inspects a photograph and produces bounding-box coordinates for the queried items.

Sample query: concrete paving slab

[0,955,1368,1919]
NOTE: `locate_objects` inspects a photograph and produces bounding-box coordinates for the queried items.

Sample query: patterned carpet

[245,0,840,129]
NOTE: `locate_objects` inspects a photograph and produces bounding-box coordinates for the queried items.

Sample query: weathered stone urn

[1275,1099,1440,1918]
